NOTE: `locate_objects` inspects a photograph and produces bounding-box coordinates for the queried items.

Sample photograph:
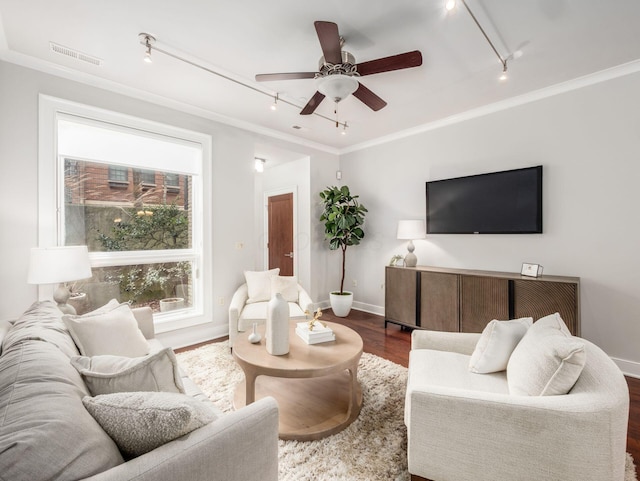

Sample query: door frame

[263,186,298,276]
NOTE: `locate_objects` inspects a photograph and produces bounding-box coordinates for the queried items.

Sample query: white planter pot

[330,291,353,317]
[159,297,185,312]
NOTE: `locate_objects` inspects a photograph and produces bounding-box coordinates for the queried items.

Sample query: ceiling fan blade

[352,82,387,111]
[300,91,326,115]
[314,21,342,65]
[255,72,317,82]
[356,50,423,76]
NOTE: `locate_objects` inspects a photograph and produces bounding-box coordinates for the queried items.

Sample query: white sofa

[405,327,630,481]
[228,282,313,347]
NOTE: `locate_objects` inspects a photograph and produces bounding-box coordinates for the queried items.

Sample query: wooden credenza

[385,266,580,336]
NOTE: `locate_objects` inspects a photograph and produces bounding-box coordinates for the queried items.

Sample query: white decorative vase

[330,291,353,317]
[266,293,289,355]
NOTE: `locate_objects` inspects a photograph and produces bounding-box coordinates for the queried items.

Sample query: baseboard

[612,357,640,379]
[352,301,384,316]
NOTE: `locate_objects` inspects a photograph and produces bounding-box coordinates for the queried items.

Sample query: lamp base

[404,252,418,267]
[53,283,77,315]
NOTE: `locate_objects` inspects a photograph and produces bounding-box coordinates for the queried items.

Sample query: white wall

[0,60,337,347]
[340,70,640,374]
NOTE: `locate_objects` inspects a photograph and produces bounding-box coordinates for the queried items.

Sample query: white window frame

[38,95,213,333]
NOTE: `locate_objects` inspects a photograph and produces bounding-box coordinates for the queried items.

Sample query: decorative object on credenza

[319,185,367,317]
[388,254,405,267]
[27,245,92,315]
[266,293,289,355]
[521,263,543,278]
[247,322,262,344]
[396,220,425,268]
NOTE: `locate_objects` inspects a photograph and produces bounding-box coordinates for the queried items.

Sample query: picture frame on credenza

[521,263,543,278]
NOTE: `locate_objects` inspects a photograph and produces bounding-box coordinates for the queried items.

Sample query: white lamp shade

[397,220,426,240]
[27,246,92,285]
[316,74,359,102]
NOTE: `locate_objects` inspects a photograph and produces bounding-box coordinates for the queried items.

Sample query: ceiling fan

[255,21,423,115]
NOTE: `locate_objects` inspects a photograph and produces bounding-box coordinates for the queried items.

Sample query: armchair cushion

[244,268,279,303]
[468,317,532,373]
[271,275,299,302]
[507,316,586,396]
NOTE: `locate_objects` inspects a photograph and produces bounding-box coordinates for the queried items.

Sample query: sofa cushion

[271,275,298,302]
[507,317,586,396]
[469,317,533,373]
[71,347,185,396]
[0,340,124,480]
[2,300,80,358]
[63,302,150,357]
[83,391,218,458]
[244,268,280,303]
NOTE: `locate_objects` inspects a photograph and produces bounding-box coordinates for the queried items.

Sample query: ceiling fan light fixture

[316,74,359,103]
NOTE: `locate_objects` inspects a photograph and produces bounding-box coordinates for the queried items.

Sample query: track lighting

[450,1,512,82]
[499,63,508,81]
[140,33,155,64]
[341,122,348,135]
[137,33,349,132]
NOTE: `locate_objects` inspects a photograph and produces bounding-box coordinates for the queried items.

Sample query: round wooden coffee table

[232,320,363,441]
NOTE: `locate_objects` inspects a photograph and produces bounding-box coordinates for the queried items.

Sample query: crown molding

[0,49,340,156]
[339,59,640,155]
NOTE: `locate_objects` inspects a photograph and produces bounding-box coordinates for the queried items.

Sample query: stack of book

[295,321,336,345]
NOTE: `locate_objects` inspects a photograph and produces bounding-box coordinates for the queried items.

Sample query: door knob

[284,252,294,258]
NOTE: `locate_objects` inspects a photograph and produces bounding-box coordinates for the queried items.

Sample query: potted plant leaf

[319,185,367,317]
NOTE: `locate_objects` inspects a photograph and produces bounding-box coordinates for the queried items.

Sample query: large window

[39,96,212,331]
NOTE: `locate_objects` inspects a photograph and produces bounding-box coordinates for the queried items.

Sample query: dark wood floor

[188,309,640,469]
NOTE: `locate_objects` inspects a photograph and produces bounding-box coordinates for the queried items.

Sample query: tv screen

[426,166,542,234]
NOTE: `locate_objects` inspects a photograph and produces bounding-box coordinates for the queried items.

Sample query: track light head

[139,33,155,64]
[499,62,508,81]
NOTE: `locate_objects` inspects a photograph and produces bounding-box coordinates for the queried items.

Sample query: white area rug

[176,341,637,481]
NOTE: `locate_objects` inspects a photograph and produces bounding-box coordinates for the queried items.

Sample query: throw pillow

[244,268,280,303]
[533,312,572,335]
[71,347,185,396]
[63,303,150,357]
[83,391,218,458]
[271,275,299,302]
[507,323,586,396]
[468,317,533,373]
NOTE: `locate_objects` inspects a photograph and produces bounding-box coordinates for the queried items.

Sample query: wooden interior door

[268,193,294,276]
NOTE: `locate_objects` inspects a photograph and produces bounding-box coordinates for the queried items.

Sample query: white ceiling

[2,0,640,153]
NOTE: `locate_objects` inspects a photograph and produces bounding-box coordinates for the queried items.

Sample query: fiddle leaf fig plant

[319,185,368,295]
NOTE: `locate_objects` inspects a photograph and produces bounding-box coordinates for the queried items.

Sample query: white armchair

[405,329,629,481]
[228,282,313,348]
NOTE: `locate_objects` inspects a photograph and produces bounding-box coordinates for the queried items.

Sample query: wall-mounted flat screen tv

[426,166,543,234]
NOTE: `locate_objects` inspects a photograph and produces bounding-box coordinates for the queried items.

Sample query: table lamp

[27,245,92,315]
[396,220,426,267]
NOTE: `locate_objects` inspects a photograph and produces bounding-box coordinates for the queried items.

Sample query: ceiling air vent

[50,42,102,66]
